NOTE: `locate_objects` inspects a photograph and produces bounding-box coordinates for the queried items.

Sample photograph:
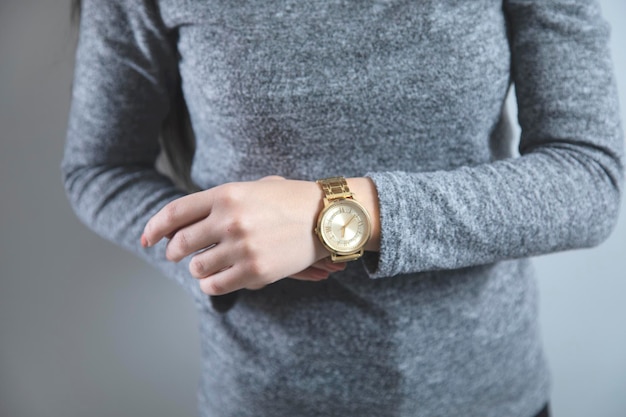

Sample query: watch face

[318,199,372,254]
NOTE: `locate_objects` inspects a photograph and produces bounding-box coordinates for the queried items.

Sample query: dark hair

[71,0,197,191]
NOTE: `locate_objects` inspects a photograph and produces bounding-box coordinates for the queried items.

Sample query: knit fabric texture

[62,1,623,416]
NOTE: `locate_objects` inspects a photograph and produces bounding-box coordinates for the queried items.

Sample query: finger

[197,264,257,296]
[316,258,347,272]
[290,267,331,281]
[142,191,214,247]
[188,243,233,279]
[166,219,220,262]
[290,259,346,280]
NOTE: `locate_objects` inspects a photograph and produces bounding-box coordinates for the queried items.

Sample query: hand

[141,176,333,295]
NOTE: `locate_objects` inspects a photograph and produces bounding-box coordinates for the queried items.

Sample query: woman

[62,0,623,416]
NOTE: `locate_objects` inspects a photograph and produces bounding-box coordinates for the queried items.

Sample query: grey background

[0,1,624,416]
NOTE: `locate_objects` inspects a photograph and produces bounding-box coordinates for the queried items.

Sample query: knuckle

[189,257,206,278]
[246,258,267,279]
[238,239,257,260]
[217,184,240,207]
[172,230,190,253]
[225,217,248,237]
[199,281,212,295]
[166,232,189,261]
[163,203,179,224]
[202,279,225,296]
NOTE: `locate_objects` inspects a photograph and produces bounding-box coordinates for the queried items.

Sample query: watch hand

[346,214,357,227]
[341,215,357,238]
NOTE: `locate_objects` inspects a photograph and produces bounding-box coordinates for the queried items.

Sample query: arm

[62,0,361,297]
[61,0,200,296]
[362,0,623,277]
[142,0,622,294]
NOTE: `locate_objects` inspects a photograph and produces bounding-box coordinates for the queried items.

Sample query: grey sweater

[62,1,623,416]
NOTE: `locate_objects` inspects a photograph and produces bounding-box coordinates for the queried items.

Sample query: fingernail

[141,234,149,248]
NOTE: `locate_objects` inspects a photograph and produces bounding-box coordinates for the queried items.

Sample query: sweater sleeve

[61,0,200,297]
[363,0,623,278]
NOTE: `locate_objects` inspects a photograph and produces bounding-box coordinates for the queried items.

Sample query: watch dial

[319,199,371,253]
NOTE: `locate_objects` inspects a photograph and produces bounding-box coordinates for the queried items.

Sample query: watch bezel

[315,198,372,256]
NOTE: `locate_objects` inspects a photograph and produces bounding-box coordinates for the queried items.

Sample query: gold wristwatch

[315,177,372,262]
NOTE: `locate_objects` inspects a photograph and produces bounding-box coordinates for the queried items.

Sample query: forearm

[364,144,622,278]
[358,0,624,279]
